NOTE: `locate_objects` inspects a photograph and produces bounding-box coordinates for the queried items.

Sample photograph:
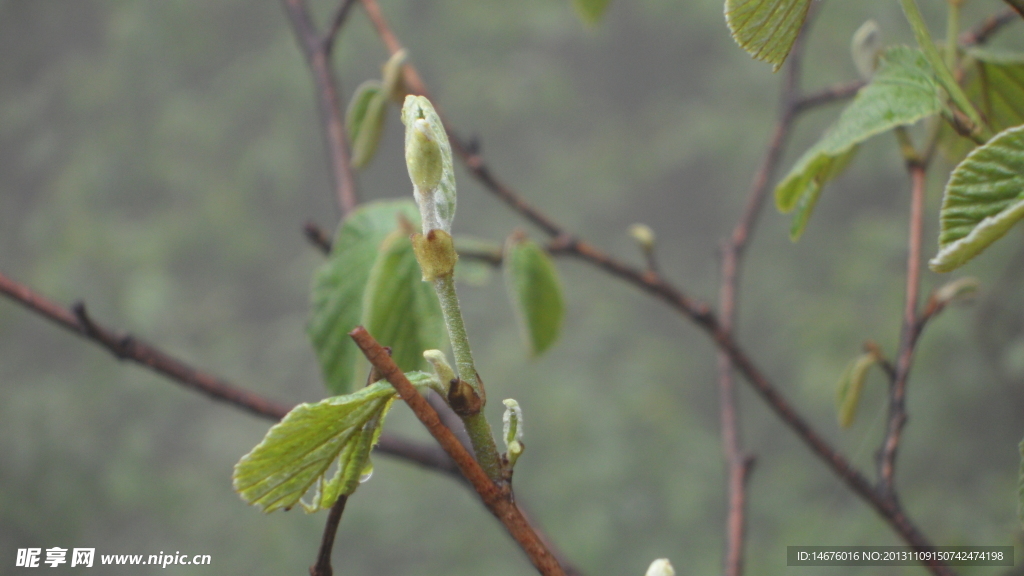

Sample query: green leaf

[346,80,388,169]
[835,353,878,429]
[362,229,445,374]
[504,236,564,356]
[725,0,812,71]
[308,200,420,394]
[233,381,392,513]
[930,125,1024,272]
[233,373,438,513]
[572,0,612,25]
[775,46,946,239]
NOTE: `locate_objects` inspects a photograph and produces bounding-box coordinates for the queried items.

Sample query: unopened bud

[645,559,675,576]
[408,119,443,191]
[628,223,656,252]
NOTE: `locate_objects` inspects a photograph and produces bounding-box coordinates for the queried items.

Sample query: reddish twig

[349,327,567,576]
[878,163,926,496]
[281,0,358,215]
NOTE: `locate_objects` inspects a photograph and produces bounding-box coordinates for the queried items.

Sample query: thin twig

[716,8,817,574]
[281,0,359,215]
[349,327,567,576]
[310,495,348,576]
[878,158,927,496]
[0,269,460,477]
[304,220,334,255]
[324,0,359,54]
[792,80,864,114]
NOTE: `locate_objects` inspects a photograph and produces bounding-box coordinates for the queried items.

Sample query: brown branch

[281,0,358,216]
[0,269,461,479]
[304,220,334,255]
[310,495,348,576]
[960,8,1018,46]
[792,80,864,114]
[350,327,567,576]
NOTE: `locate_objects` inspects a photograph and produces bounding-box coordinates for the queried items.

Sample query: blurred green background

[2,0,1024,574]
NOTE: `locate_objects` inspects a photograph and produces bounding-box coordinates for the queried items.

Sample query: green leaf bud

[628,223,656,252]
[423,349,456,395]
[645,559,675,576]
[502,399,524,469]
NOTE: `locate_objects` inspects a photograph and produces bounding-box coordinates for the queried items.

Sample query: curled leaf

[836,353,879,429]
[346,80,388,169]
[851,20,882,80]
[933,277,980,306]
[382,49,408,102]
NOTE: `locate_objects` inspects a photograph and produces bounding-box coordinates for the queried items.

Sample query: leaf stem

[945,0,961,73]
[433,274,504,481]
[900,0,990,140]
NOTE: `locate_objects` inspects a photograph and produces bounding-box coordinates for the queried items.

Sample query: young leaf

[346,80,388,169]
[362,229,445,374]
[724,0,812,71]
[572,0,612,26]
[775,46,946,240]
[504,236,564,356]
[836,353,879,429]
[308,200,420,394]
[233,381,393,513]
[930,125,1024,272]
[233,372,438,513]
[381,49,408,102]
